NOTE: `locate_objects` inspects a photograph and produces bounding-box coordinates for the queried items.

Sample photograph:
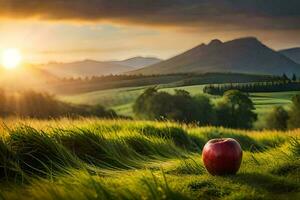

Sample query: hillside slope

[115,56,162,69]
[129,37,300,76]
[39,60,134,78]
[280,47,300,64]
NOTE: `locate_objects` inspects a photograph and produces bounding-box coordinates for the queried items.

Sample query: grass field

[53,73,277,95]
[60,85,208,116]
[60,84,299,117]
[250,91,298,114]
[0,119,299,199]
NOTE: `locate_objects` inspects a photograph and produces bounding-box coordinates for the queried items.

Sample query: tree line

[134,87,300,130]
[133,88,257,129]
[59,72,280,84]
[204,81,300,96]
[203,74,299,95]
[0,89,118,119]
[60,73,188,83]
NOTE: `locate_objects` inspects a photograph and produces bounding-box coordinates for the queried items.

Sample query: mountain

[115,57,162,69]
[39,60,134,78]
[279,48,300,64]
[38,57,162,78]
[128,37,300,76]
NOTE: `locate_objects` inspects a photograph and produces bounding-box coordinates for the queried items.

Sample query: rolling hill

[279,47,300,64]
[114,56,162,69]
[38,60,134,78]
[128,37,300,76]
[38,57,162,78]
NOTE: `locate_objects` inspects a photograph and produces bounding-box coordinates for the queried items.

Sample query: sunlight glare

[1,48,22,69]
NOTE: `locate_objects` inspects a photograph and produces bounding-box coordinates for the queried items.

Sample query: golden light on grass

[1,48,22,69]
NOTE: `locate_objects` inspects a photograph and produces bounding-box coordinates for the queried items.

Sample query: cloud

[0,0,299,31]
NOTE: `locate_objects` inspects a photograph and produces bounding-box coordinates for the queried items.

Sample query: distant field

[60,86,147,108]
[54,73,277,94]
[250,91,299,114]
[60,84,299,117]
[0,119,299,199]
[60,85,208,116]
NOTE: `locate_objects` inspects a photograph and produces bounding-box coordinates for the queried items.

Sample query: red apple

[202,138,242,176]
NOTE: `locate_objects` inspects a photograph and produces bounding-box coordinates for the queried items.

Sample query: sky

[0,0,300,63]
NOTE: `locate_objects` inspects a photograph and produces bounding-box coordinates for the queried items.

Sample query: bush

[265,106,289,130]
[215,90,257,129]
[288,94,300,129]
[193,95,215,125]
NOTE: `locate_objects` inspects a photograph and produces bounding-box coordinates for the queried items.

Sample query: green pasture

[250,91,299,114]
[60,85,207,116]
[60,84,299,117]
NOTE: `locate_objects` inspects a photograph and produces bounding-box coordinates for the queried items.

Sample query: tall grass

[0,119,299,199]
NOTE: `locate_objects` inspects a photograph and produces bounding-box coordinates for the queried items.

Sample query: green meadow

[60,85,208,116]
[250,91,297,114]
[60,85,299,117]
[0,119,299,200]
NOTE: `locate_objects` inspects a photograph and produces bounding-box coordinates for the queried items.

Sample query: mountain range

[38,57,162,78]
[128,37,300,76]
[2,37,300,95]
[32,37,300,78]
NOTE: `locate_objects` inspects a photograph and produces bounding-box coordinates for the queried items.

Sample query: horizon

[3,36,300,65]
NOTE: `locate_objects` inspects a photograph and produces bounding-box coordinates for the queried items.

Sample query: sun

[1,48,22,69]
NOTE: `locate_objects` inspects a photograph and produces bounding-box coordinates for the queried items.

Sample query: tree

[288,94,300,129]
[265,106,289,130]
[134,88,258,127]
[148,91,174,120]
[215,101,232,127]
[282,73,290,83]
[193,94,215,125]
[133,87,174,120]
[166,90,197,122]
[133,88,215,124]
[215,90,257,129]
[133,87,158,119]
[292,74,297,82]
